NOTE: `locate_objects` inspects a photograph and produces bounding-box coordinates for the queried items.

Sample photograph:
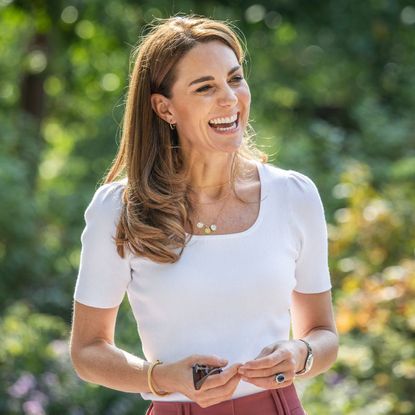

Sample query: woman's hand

[237,340,307,389]
[153,354,242,408]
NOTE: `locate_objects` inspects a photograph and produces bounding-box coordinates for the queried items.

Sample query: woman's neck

[183,152,236,195]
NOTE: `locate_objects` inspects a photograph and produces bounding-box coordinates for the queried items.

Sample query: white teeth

[216,124,236,131]
[209,113,238,125]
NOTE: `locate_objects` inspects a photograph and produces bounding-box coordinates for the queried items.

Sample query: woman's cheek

[240,84,251,105]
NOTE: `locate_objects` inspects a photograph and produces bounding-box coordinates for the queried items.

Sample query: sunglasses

[192,364,223,390]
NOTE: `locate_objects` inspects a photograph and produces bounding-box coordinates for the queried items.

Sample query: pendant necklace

[194,191,232,234]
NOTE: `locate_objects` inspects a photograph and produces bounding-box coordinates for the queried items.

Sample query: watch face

[305,353,314,371]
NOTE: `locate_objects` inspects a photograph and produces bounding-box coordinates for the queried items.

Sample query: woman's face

[165,41,251,156]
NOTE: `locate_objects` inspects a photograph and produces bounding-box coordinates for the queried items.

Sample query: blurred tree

[301,161,415,414]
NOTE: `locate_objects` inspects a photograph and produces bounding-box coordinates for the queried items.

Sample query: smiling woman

[70,15,338,415]
[151,40,251,163]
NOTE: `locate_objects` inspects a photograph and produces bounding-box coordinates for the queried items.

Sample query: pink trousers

[145,384,306,415]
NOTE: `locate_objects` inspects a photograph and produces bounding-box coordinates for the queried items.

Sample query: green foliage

[0,302,149,414]
[1,0,414,414]
[301,161,415,414]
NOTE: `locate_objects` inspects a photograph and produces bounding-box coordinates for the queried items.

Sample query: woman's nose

[217,85,238,107]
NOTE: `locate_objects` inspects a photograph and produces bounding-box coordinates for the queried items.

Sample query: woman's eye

[230,75,244,83]
[196,85,212,93]
[195,77,243,93]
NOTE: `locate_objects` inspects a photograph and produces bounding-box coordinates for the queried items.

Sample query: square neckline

[185,160,267,241]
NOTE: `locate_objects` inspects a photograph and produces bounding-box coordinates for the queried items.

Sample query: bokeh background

[1,0,415,414]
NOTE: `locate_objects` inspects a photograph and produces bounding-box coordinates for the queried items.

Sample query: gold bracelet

[147,360,170,397]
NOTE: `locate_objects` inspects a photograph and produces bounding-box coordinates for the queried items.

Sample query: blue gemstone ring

[275,373,285,384]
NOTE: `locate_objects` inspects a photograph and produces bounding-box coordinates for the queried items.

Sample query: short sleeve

[74,182,131,308]
[287,170,332,294]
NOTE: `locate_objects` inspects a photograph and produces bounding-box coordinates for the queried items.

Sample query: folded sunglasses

[192,364,223,390]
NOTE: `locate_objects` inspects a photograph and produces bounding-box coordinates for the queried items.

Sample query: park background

[1,0,414,414]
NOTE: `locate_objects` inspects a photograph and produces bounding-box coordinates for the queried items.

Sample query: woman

[70,15,338,414]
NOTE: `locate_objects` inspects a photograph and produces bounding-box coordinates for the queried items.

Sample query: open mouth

[208,112,239,132]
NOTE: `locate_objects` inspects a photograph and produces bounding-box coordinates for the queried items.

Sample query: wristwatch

[295,339,313,376]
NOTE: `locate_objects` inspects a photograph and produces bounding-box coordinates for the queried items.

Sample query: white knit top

[74,161,332,401]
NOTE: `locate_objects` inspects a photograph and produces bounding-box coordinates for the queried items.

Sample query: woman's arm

[290,289,338,378]
[70,301,242,407]
[70,301,151,393]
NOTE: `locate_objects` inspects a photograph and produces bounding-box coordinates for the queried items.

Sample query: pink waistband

[146,384,306,415]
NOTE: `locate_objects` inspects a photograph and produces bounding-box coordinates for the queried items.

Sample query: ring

[275,373,285,384]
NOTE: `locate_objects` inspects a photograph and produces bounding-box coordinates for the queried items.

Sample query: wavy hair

[105,15,268,263]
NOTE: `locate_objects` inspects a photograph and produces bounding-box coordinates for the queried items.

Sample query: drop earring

[169,121,176,130]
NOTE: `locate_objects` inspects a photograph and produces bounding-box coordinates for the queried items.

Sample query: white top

[74,161,332,401]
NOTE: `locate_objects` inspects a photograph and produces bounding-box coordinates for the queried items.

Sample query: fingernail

[241,377,248,381]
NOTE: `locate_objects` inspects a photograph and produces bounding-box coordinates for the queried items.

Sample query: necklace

[192,190,231,205]
[190,180,231,189]
[194,192,231,234]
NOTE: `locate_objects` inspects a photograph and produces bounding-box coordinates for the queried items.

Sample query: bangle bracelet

[147,360,170,397]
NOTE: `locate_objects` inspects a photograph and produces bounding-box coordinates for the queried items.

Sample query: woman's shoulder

[261,163,326,229]
[262,162,319,195]
[84,179,127,223]
[260,162,324,214]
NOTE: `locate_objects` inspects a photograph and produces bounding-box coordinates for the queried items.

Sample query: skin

[151,40,251,201]
[70,40,338,408]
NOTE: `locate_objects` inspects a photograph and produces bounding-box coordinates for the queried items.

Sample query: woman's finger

[241,349,287,370]
[241,371,295,390]
[240,359,295,379]
[201,363,241,390]
[253,345,276,359]
[197,371,241,407]
[188,354,228,368]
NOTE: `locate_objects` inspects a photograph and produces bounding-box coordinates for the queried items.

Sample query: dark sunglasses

[192,364,223,390]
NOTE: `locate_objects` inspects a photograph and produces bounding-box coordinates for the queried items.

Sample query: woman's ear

[150,93,175,124]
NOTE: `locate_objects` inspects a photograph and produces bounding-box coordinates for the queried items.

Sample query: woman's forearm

[71,340,152,393]
[70,331,338,395]
[294,328,338,379]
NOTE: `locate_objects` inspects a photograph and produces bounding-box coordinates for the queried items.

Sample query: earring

[169,122,176,130]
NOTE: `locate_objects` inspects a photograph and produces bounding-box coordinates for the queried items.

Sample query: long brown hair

[105,15,268,263]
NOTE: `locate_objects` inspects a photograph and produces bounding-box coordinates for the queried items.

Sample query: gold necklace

[195,192,231,234]
[192,190,231,205]
[190,180,231,189]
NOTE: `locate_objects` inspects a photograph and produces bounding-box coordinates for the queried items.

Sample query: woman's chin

[208,123,245,148]
[212,136,244,153]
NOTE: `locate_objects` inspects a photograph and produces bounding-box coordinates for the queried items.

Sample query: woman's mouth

[208,112,239,133]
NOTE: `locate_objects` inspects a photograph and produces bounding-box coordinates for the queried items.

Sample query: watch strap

[295,339,312,375]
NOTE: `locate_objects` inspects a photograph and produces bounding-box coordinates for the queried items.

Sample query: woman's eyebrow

[188,65,241,87]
